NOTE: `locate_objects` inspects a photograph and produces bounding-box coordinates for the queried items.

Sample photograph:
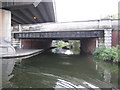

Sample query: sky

[55,0,120,22]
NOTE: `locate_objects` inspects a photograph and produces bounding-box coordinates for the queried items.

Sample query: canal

[2,48,119,89]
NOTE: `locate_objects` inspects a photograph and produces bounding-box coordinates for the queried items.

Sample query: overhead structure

[1,0,56,25]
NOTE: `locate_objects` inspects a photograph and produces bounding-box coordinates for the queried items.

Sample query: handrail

[0,45,16,54]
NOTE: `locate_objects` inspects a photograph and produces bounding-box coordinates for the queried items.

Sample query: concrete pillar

[0,31,1,90]
[80,38,96,54]
[97,38,104,48]
[22,39,52,49]
[97,29,112,49]
[0,9,11,45]
[104,29,112,48]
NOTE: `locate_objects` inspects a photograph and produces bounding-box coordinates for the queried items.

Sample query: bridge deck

[13,19,118,39]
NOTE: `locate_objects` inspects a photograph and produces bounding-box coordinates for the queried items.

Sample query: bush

[55,41,70,48]
[93,45,120,63]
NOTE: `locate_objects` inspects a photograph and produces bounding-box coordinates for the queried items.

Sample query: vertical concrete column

[0,3,2,90]
[0,9,11,45]
[104,29,112,48]
[80,38,96,54]
[97,38,104,48]
[0,9,11,89]
[96,38,98,48]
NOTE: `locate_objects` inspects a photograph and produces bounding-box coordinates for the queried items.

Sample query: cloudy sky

[55,0,119,22]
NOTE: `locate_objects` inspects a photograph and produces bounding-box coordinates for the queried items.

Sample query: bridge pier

[0,9,11,45]
[80,38,96,54]
[0,10,16,54]
[96,29,112,49]
[80,29,118,54]
[21,39,52,49]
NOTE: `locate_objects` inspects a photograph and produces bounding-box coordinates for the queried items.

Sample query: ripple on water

[61,62,72,65]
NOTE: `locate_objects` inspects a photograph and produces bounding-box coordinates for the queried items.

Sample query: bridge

[12,19,119,54]
[0,1,120,54]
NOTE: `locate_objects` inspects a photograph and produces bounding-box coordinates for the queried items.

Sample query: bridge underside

[21,38,97,54]
[2,1,55,25]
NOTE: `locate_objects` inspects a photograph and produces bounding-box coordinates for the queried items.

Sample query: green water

[2,48,119,89]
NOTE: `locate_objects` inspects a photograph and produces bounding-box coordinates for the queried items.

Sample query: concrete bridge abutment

[0,9,11,45]
[80,29,114,54]
[0,9,16,55]
[97,29,114,49]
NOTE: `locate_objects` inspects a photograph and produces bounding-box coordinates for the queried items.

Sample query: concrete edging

[1,49,43,58]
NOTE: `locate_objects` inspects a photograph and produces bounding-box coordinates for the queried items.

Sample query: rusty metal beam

[14,31,104,39]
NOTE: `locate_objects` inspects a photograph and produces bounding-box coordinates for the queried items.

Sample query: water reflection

[55,79,85,88]
[104,70,111,83]
[52,48,74,55]
[55,79,101,89]
[93,59,119,88]
[2,48,119,89]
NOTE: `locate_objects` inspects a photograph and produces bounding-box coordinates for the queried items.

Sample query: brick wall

[80,38,96,54]
[22,39,52,49]
[112,30,120,47]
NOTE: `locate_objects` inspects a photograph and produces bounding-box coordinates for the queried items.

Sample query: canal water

[2,48,119,89]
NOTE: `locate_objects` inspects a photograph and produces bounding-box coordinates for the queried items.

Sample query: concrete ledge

[1,49,43,58]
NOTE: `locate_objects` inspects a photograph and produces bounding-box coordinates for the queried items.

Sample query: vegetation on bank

[93,45,120,63]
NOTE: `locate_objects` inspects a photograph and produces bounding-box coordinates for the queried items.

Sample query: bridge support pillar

[96,29,112,49]
[21,39,52,49]
[0,10,16,54]
[0,9,11,45]
[80,38,96,54]
[104,29,112,48]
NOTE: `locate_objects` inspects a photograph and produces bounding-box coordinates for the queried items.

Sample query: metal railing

[0,45,16,55]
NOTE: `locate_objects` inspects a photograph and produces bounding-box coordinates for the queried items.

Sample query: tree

[101,14,118,19]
